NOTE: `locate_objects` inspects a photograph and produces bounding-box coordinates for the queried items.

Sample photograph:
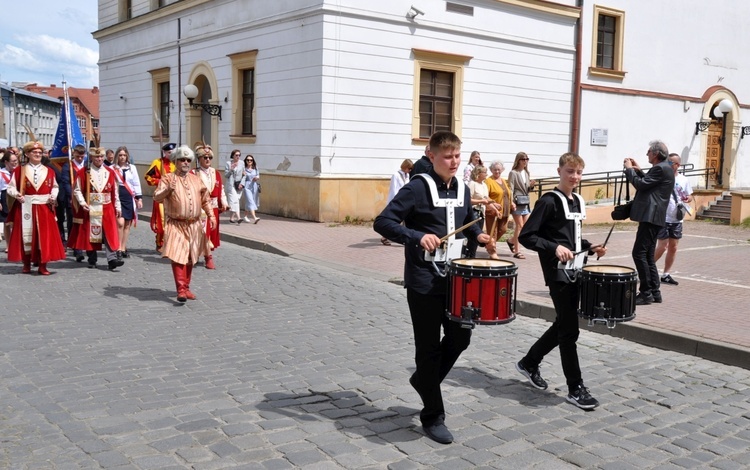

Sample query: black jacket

[625,159,674,227]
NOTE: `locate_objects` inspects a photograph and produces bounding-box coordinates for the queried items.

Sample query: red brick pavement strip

[141,198,750,368]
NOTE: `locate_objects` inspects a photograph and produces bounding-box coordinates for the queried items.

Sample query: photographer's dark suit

[625,158,675,299]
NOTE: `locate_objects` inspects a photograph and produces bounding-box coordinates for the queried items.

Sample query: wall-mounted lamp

[119,93,126,101]
[406,5,424,19]
[183,84,222,120]
[694,120,710,135]
[741,126,750,139]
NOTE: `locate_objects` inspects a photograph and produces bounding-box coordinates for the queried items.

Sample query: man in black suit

[623,140,675,305]
[411,145,432,175]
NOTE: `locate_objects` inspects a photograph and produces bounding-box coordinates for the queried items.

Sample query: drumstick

[597,223,616,260]
[439,217,483,243]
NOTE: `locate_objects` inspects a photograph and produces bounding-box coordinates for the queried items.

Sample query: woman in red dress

[6,140,66,274]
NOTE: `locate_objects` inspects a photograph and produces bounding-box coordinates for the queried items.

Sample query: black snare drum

[578,265,637,328]
[447,259,517,329]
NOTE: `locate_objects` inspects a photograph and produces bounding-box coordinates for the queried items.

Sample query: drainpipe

[570,0,583,154]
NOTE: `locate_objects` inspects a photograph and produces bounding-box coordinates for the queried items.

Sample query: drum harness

[413,173,467,277]
[549,190,587,283]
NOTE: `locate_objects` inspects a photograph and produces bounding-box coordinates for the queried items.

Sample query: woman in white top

[507,152,536,259]
[462,150,483,185]
[382,159,414,245]
[114,146,143,258]
[224,149,244,224]
[466,165,493,258]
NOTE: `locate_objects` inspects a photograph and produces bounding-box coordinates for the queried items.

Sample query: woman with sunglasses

[508,152,536,259]
[224,149,243,224]
[240,155,260,224]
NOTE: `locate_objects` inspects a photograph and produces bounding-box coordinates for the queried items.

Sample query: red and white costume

[6,164,67,269]
[68,164,121,253]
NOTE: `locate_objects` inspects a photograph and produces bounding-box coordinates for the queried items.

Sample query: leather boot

[184,263,196,300]
[172,262,188,302]
[38,263,51,275]
[22,254,32,274]
[205,255,215,270]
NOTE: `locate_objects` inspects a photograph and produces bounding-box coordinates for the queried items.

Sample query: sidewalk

[142,197,750,369]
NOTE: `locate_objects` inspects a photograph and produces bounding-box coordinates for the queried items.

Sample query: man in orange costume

[191,143,227,269]
[68,147,124,271]
[153,145,215,302]
[145,143,176,250]
[6,140,67,274]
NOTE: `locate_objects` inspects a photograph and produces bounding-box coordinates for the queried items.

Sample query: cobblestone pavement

[1,224,750,468]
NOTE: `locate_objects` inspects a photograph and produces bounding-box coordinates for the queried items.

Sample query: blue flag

[50,99,85,159]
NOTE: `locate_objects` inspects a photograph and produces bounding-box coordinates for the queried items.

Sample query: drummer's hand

[477,233,491,244]
[591,244,607,258]
[420,234,442,252]
[555,244,574,263]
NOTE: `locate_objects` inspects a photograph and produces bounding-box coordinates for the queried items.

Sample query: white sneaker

[243,217,252,223]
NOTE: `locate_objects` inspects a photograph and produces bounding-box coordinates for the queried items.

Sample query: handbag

[257,182,261,194]
[611,175,632,221]
[233,181,242,192]
[514,194,530,205]
[672,190,685,221]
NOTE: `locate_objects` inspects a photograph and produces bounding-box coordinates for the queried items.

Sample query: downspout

[570,0,583,154]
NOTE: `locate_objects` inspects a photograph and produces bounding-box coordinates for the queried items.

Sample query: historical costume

[6,139,67,274]
[153,145,215,302]
[68,147,124,270]
[192,143,227,269]
[145,143,176,249]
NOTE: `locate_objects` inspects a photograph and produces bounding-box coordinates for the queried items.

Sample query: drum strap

[549,190,587,275]
[414,173,465,264]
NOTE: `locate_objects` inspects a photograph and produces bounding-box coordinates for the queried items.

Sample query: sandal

[513,253,526,259]
[381,237,391,246]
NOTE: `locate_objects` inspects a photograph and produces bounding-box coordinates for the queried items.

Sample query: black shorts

[657,222,683,240]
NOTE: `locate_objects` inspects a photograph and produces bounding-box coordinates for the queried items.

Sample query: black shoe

[75,255,85,262]
[122,250,130,258]
[116,250,123,260]
[566,384,599,410]
[108,259,125,271]
[423,419,453,444]
[652,290,662,303]
[635,292,654,305]
[515,361,548,390]
[661,274,678,286]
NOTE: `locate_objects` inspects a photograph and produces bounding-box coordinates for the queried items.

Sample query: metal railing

[532,164,716,201]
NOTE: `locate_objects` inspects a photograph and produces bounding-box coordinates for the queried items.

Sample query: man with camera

[654,153,693,286]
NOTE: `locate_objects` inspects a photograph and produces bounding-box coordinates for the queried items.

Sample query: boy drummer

[374,131,490,444]
[515,152,607,409]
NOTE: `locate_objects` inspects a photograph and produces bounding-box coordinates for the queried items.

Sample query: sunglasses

[203,156,213,160]
[246,159,254,162]
[176,158,191,162]
[520,158,529,161]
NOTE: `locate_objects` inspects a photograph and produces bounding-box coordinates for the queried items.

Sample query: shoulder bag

[611,175,632,221]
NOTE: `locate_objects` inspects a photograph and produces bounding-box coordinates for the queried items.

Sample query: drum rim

[582,264,636,274]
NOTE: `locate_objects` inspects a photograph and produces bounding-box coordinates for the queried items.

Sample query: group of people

[375,132,689,445]
[0,138,241,303]
[223,149,261,225]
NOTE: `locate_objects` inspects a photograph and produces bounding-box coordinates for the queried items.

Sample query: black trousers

[407,289,471,426]
[521,280,582,392]
[632,222,661,295]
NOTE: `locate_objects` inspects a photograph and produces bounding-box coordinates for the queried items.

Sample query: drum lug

[459,302,479,329]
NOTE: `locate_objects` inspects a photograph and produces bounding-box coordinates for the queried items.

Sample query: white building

[94,0,749,221]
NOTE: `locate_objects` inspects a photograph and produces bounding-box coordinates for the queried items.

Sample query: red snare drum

[578,265,637,328]
[447,259,517,329]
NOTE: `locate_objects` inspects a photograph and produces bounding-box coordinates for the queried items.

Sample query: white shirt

[665,173,693,224]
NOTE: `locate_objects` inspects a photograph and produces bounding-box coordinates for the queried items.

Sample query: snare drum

[447,259,517,329]
[578,265,637,327]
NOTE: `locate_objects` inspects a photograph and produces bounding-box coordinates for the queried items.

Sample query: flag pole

[63,79,75,202]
